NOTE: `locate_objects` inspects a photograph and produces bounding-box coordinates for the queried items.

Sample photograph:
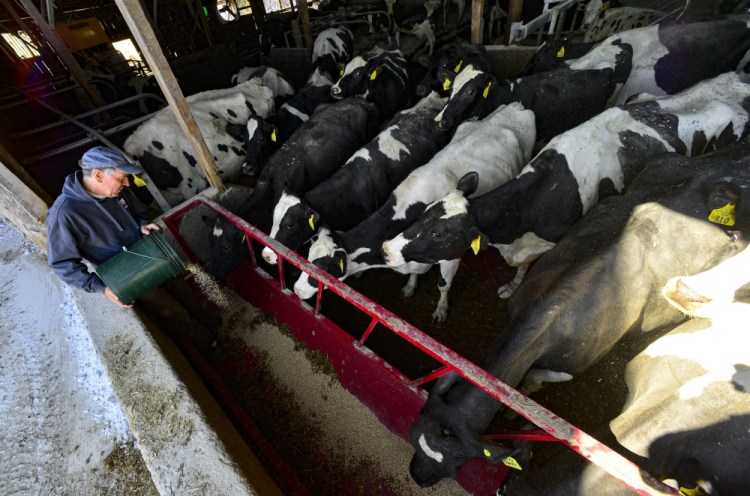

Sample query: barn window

[263,0,296,14]
[1,31,40,60]
[111,39,142,63]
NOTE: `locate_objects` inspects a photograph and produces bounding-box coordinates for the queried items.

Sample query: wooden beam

[505,0,524,44]
[10,0,106,110]
[297,0,313,55]
[471,0,485,45]
[0,157,49,251]
[114,0,226,194]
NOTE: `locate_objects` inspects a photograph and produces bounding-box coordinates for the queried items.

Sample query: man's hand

[104,287,133,308]
[141,223,162,235]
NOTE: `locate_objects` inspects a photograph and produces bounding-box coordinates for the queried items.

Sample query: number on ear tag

[557,46,565,58]
[483,81,492,99]
[370,69,378,80]
[443,78,452,91]
[454,60,463,73]
[709,202,736,226]
[502,456,523,470]
[133,176,147,187]
[471,235,482,255]
[308,214,315,230]
[271,129,277,142]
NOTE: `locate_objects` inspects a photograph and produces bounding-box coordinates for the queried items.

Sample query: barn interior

[0,0,746,494]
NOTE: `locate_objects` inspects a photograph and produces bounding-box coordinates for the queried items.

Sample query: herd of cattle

[122,12,750,494]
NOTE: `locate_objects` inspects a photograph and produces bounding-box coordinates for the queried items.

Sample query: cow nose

[435,119,449,131]
[261,247,278,265]
[331,86,341,96]
[667,279,711,313]
[381,243,392,264]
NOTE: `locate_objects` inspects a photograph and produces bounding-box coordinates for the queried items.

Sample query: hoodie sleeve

[47,208,107,294]
[124,189,152,227]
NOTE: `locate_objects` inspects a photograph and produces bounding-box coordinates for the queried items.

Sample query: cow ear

[338,62,347,77]
[706,181,742,228]
[334,250,347,275]
[369,65,382,81]
[437,69,454,92]
[305,208,320,231]
[471,438,518,467]
[465,227,488,255]
[456,172,479,197]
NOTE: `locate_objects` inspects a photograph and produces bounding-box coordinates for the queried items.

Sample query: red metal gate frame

[163,196,678,496]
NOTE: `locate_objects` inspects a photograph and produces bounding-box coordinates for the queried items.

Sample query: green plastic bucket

[96,231,186,303]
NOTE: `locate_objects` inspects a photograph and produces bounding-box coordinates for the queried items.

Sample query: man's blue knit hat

[81,146,142,175]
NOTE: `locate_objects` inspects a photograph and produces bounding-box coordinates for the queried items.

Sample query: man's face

[98,169,130,197]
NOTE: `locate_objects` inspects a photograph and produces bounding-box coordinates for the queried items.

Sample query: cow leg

[433,259,461,323]
[498,263,528,299]
[402,272,418,297]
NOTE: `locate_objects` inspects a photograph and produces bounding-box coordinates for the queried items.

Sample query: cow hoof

[497,285,514,299]
[432,308,448,323]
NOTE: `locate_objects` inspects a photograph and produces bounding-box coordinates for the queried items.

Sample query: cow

[387,72,750,299]
[230,65,295,108]
[243,27,354,176]
[408,146,750,487]
[414,42,492,98]
[391,0,442,56]
[205,97,381,280]
[261,91,450,265]
[583,3,663,43]
[663,242,750,318]
[293,101,536,322]
[435,16,750,141]
[606,303,750,496]
[331,47,410,120]
[517,34,596,76]
[123,79,275,206]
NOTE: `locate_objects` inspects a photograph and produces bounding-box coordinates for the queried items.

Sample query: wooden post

[10,0,106,110]
[471,0,485,45]
[0,158,49,250]
[505,0,524,44]
[114,0,226,194]
[297,0,313,55]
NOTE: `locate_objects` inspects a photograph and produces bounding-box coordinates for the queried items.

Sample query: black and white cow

[517,34,596,76]
[123,79,276,206]
[663,242,750,318]
[583,3,663,43]
[435,16,750,141]
[294,102,536,322]
[261,92,450,265]
[205,97,381,280]
[607,303,750,495]
[415,42,492,98]
[391,0,442,56]
[408,146,750,487]
[243,27,354,175]
[387,72,750,299]
[331,47,410,120]
[230,65,295,107]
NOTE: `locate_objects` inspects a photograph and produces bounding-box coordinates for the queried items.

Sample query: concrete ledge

[69,288,281,495]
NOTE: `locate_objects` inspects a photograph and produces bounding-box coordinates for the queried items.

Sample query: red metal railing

[163,196,679,496]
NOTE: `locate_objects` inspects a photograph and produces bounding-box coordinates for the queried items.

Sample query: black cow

[260,92,450,265]
[244,27,354,175]
[331,47,409,120]
[415,42,492,98]
[409,145,750,487]
[435,16,750,142]
[206,97,381,280]
[384,72,750,298]
[517,34,596,76]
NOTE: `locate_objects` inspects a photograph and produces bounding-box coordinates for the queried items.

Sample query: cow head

[293,228,349,300]
[261,187,320,265]
[243,115,277,176]
[203,215,249,281]
[434,65,498,131]
[331,55,369,99]
[382,172,486,266]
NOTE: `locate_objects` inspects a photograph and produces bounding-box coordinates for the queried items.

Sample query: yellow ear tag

[340,68,345,76]
[471,235,481,255]
[454,60,463,73]
[502,456,523,471]
[483,448,491,457]
[679,485,705,496]
[308,214,315,230]
[240,234,246,244]
[708,202,736,226]
[271,129,277,142]
[370,69,378,80]
[483,81,492,99]
[557,46,565,58]
[133,175,147,187]
[443,78,452,91]
[339,259,344,273]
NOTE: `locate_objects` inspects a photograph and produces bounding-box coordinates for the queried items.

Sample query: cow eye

[431,232,441,240]
[442,428,452,437]
[466,88,474,95]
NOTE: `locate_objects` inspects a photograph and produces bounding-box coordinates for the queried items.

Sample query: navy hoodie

[46,171,150,293]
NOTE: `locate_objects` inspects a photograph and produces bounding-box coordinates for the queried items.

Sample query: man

[46,146,160,307]
[47,146,224,359]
